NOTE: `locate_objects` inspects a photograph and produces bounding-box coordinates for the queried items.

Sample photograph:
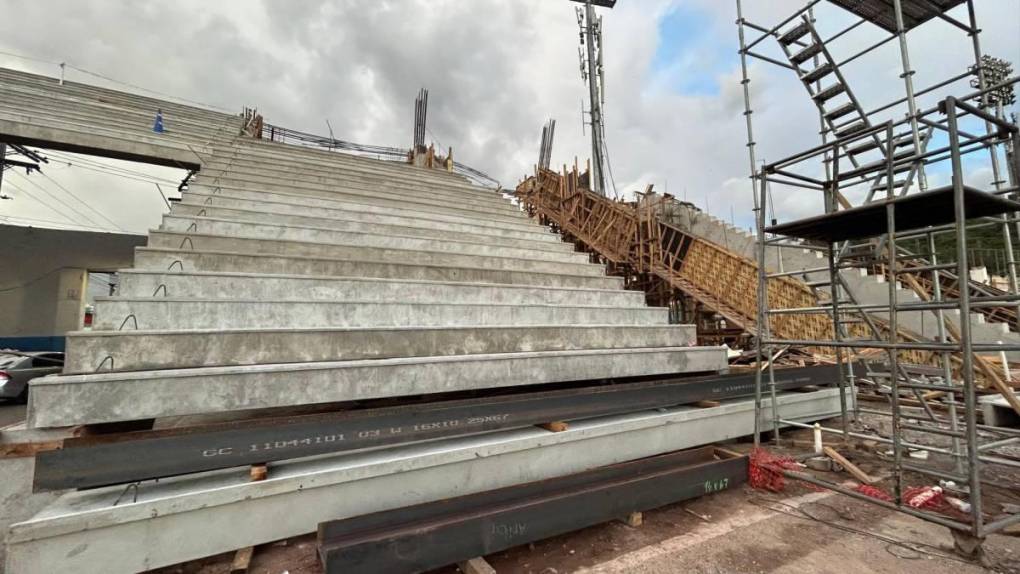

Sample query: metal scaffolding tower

[735,0,1020,554]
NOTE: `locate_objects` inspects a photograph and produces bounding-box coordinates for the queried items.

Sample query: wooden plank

[714,447,744,459]
[900,272,1020,416]
[538,421,569,433]
[230,464,268,573]
[249,464,268,482]
[823,446,876,485]
[458,557,496,574]
[0,440,62,459]
[684,507,712,522]
[229,546,254,574]
[623,511,643,527]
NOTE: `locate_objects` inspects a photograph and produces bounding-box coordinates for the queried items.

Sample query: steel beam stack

[317,447,746,574]
[8,389,844,574]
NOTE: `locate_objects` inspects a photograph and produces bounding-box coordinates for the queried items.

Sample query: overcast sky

[0,0,1018,234]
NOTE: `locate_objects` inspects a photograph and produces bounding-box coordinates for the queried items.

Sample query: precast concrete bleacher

[29,136,725,427]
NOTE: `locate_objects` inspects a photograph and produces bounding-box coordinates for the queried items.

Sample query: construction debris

[823,447,877,485]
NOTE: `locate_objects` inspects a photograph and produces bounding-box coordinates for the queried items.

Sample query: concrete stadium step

[189,177,525,220]
[92,298,669,330]
[178,189,537,233]
[0,95,231,143]
[115,270,645,307]
[0,77,234,129]
[202,156,499,200]
[202,149,497,184]
[183,184,528,225]
[0,107,213,168]
[201,156,494,196]
[0,98,224,152]
[205,155,482,196]
[221,140,476,188]
[201,149,492,187]
[145,231,599,275]
[170,203,558,243]
[158,215,575,258]
[0,68,235,124]
[28,347,727,427]
[224,137,466,174]
[195,168,514,214]
[64,324,695,373]
[133,248,623,290]
[218,138,453,174]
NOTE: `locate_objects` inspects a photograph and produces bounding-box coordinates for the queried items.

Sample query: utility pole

[571,0,615,196]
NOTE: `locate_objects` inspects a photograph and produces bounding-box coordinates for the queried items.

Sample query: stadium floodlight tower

[570,0,615,197]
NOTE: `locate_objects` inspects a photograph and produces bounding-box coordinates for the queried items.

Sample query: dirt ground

[150,484,1020,574]
[151,431,1020,574]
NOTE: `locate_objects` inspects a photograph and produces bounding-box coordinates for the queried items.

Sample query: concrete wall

[0,225,144,350]
[0,268,84,350]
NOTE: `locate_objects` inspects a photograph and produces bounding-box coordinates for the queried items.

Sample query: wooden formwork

[515,167,837,345]
[515,168,1018,404]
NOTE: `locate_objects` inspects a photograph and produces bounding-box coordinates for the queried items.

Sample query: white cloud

[0,0,1017,233]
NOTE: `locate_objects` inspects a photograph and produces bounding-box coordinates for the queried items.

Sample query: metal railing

[254,122,501,188]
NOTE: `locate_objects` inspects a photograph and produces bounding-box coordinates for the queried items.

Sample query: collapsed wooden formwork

[515,165,1020,413]
[516,165,840,346]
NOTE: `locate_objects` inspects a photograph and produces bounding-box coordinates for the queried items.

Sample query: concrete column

[52,268,87,335]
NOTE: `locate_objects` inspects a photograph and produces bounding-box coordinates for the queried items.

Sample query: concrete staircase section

[131,247,624,289]
[8,389,845,574]
[90,298,670,330]
[0,67,240,168]
[113,270,645,305]
[28,139,724,428]
[154,217,579,260]
[63,325,694,373]
[183,182,529,222]
[169,202,555,241]
[34,347,722,427]
[160,214,565,252]
[1,68,836,574]
[177,188,541,234]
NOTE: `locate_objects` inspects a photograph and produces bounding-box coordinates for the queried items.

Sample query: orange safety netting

[855,484,893,502]
[748,448,803,492]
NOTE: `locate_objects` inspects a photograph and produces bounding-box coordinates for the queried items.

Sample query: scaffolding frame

[736,0,1020,546]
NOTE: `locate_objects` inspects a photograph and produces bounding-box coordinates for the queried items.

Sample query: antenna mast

[572,0,615,196]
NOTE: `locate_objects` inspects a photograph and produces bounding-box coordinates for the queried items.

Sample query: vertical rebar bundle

[539,119,557,170]
[413,88,429,153]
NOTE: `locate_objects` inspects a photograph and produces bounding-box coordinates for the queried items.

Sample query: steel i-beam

[318,446,746,574]
[34,365,837,491]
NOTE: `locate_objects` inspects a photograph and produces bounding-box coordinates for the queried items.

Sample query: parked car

[0,351,65,403]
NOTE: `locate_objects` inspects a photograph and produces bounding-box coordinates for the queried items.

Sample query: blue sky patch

[651,4,734,96]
